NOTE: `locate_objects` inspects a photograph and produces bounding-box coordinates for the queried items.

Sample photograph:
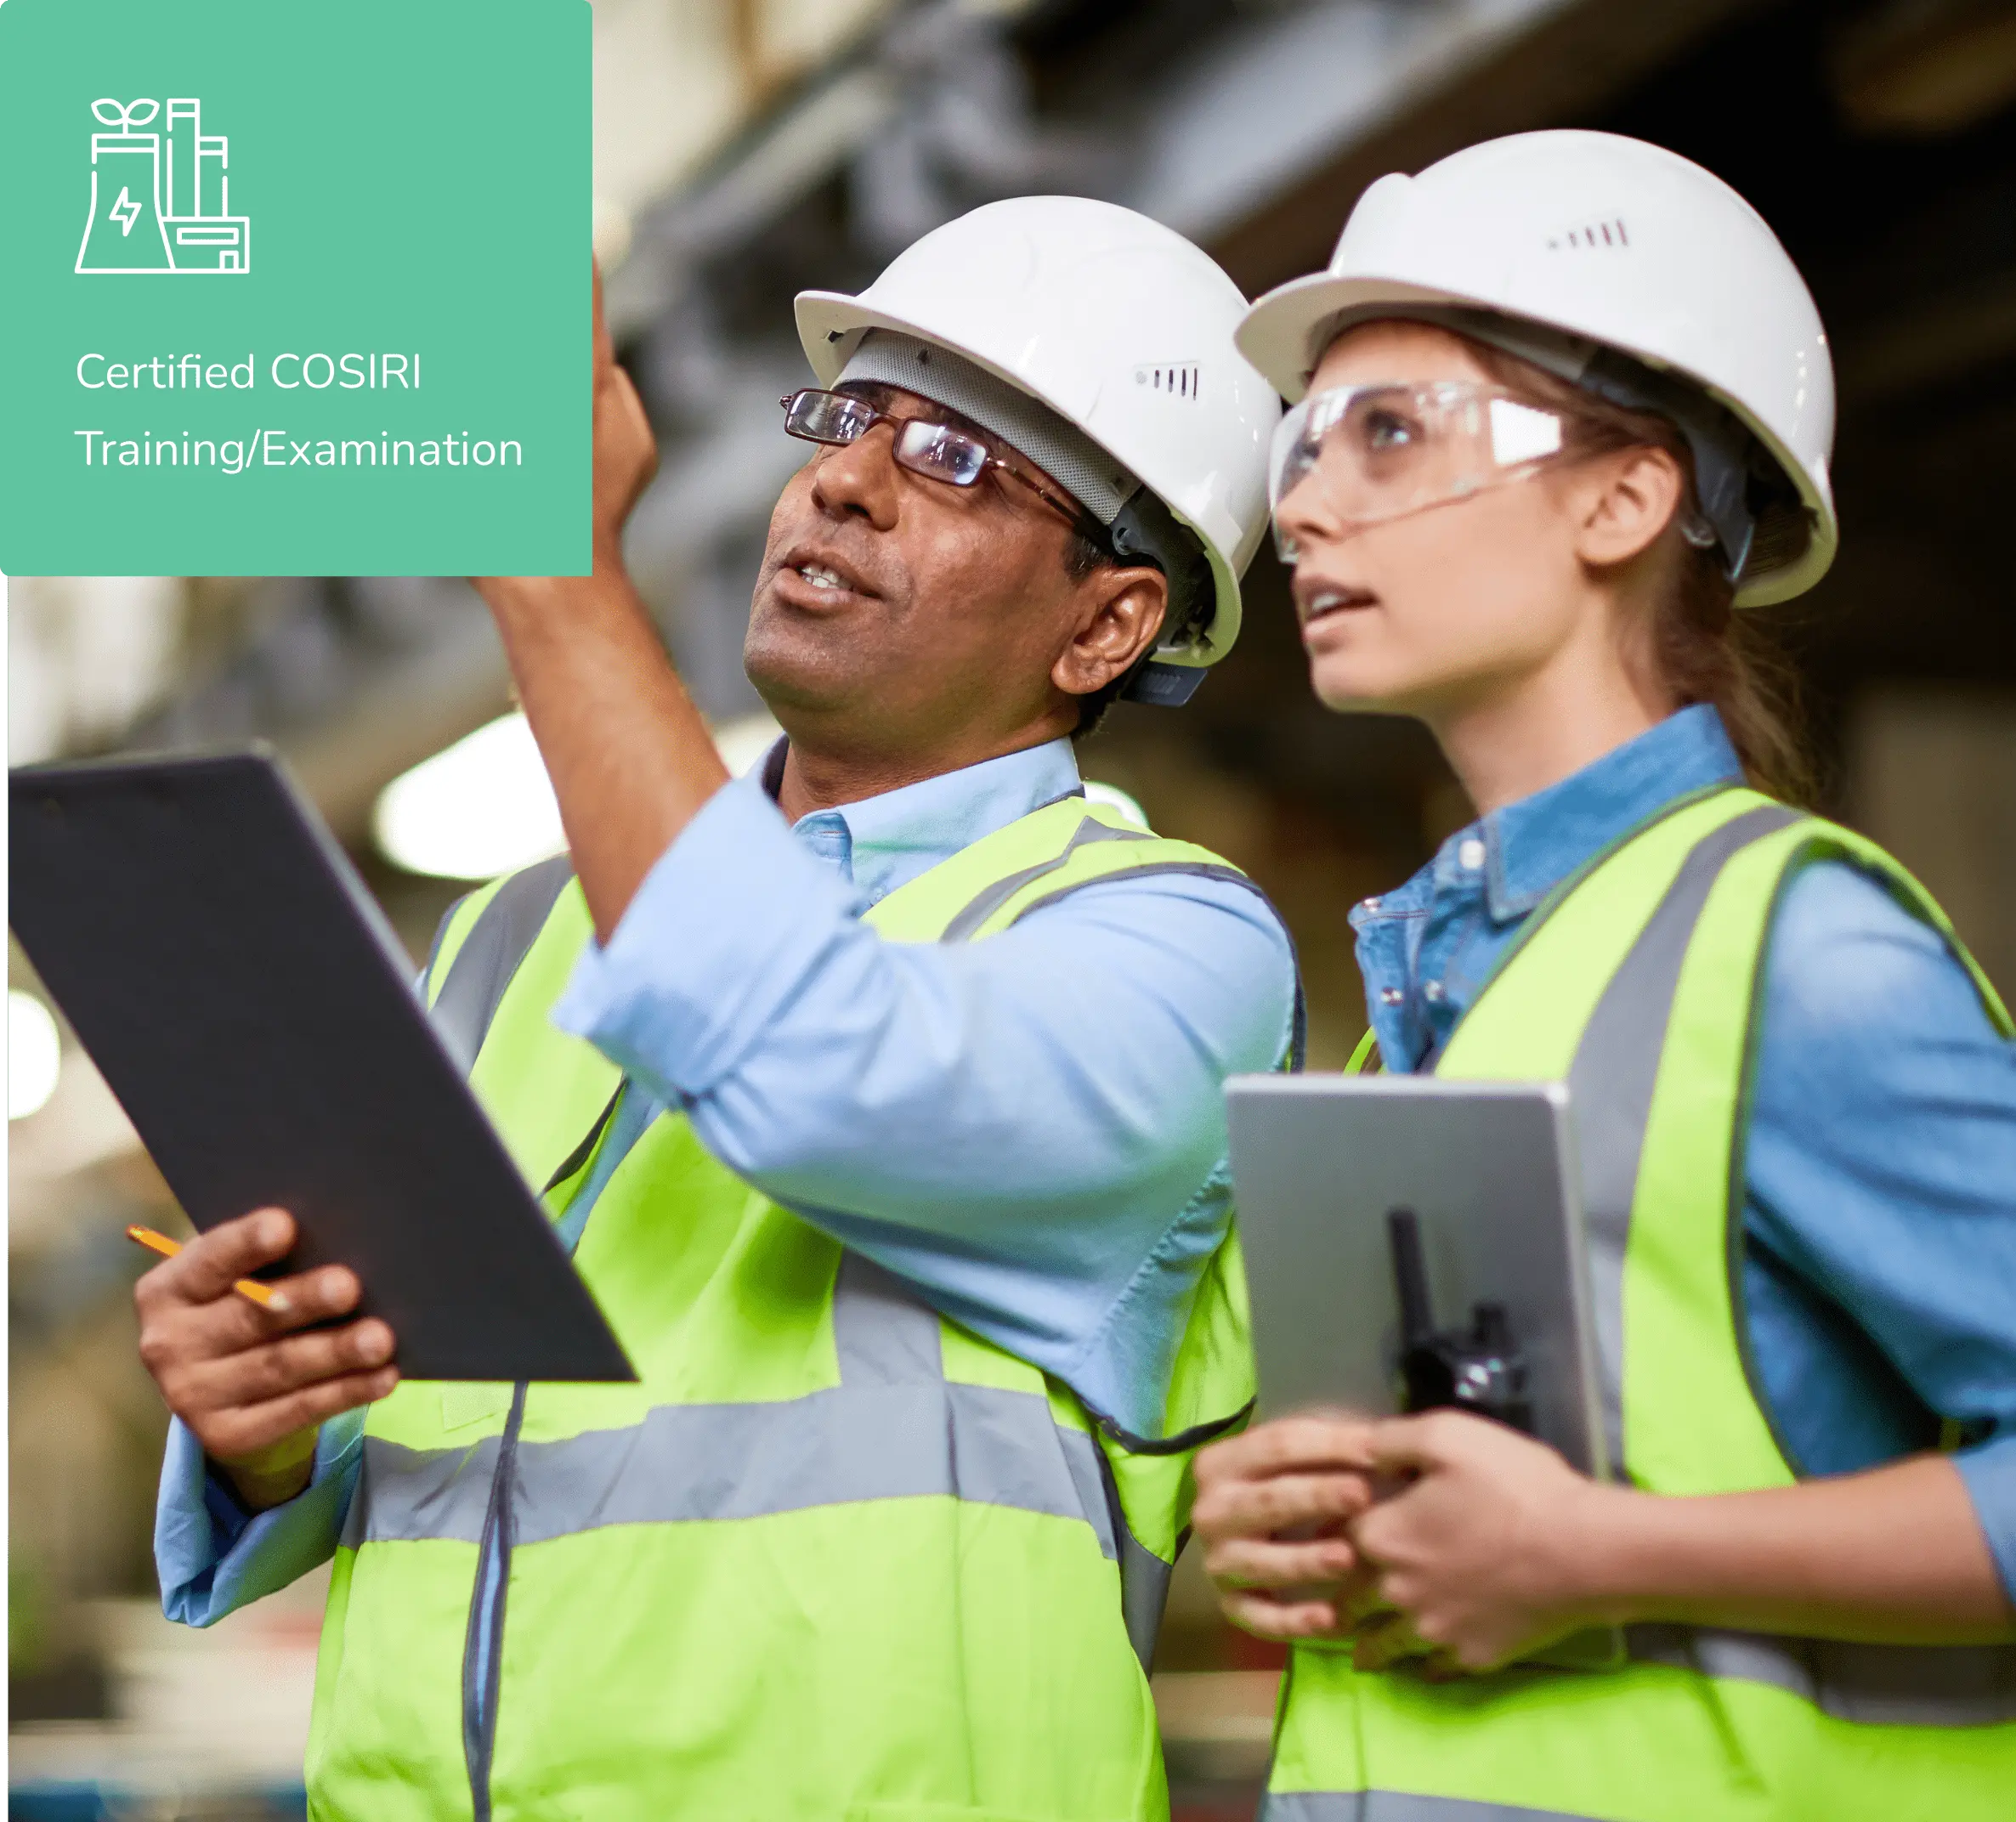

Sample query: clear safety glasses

[781,388,1095,536]
[1268,382,1571,563]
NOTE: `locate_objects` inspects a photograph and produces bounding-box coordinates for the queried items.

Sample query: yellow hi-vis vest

[304,795,1280,1822]
[1267,787,2016,1822]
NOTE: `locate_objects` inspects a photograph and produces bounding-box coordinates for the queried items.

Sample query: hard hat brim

[796,288,1243,663]
[1236,272,1838,607]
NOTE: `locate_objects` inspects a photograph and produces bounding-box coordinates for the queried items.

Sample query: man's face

[745,383,1107,760]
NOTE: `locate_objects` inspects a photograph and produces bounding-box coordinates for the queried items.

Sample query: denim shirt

[1353,704,2016,1598]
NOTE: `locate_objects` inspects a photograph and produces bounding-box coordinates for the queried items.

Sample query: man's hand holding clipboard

[132,1208,398,1511]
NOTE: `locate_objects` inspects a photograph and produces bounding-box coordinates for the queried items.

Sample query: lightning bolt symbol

[109,186,141,236]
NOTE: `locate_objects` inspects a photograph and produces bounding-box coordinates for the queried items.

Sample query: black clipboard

[9,748,635,1383]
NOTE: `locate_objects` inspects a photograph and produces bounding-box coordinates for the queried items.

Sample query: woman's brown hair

[1467,342,1817,806]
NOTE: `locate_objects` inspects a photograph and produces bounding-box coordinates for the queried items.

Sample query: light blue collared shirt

[1353,704,2016,1600]
[157,737,1297,1624]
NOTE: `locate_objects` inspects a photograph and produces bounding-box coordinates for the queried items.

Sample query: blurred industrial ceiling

[12,0,2016,844]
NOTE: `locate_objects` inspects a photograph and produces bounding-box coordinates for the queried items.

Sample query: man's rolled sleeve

[156,1412,364,1626]
[553,776,864,1097]
[546,756,1295,1434]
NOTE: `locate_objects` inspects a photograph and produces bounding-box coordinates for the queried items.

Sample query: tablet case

[1227,1072,1623,1670]
[1226,1073,1607,1478]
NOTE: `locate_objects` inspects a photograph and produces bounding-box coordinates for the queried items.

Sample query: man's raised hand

[591,261,658,558]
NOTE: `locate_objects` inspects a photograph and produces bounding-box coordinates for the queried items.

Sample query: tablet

[1226,1073,1608,1480]
[9,748,634,1383]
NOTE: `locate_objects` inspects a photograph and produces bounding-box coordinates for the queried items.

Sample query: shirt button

[1423,981,1445,1003]
[1362,896,1382,912]
[1380,987,1404,1005]
[1458,838,1486,871]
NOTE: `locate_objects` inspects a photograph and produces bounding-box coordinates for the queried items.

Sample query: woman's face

[1277,320,1600,721]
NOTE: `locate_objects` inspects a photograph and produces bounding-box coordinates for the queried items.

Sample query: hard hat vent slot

[1546,218,1630,251]
[1137,364,1200,399]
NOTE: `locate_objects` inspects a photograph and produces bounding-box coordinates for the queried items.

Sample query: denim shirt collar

[760,736,1084,907]
[1354,704,1745,936]
[1346,705,1745,1071]
[1481,703,1745,919]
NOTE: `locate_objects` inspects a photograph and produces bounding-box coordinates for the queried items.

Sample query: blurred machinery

[11,2,2016,1814]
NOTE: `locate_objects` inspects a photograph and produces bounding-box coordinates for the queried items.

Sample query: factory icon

[76,97,252,275]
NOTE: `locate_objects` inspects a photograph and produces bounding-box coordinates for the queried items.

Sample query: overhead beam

[1835,267,2016,406]
[1205,0,1772,296]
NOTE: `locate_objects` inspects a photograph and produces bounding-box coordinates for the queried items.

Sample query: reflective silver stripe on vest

[348,1254,1139,1621]
[428,853,575,1074]
[352,1379,1113,1544]
[1628,1623,2016,1727]
[413,859,1183,1666]
[1564,801,1799,1472]
[937,813,1157,942]
[1116,1519,1174,1671]
[939,833,1308,1072]
[1263,1794,1595,1821]
[1547,801,2016,1727]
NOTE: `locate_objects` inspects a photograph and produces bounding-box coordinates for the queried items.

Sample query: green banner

[0,0,591,576]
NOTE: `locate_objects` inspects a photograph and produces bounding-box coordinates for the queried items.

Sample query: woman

[1192,131,2016,1820]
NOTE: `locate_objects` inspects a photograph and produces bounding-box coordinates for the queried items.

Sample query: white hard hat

[1237,131,1837,605]
[797,196,1281,694]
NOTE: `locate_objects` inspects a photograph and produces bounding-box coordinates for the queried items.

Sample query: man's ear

[1051,565,1169,701]
[1573,445,1688,570]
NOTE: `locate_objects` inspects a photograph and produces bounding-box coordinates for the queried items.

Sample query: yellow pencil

[127,1225,285,1310]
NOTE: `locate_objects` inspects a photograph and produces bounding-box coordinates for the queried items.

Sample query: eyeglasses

[1269,381,1571,563]
[780,388,1099,538]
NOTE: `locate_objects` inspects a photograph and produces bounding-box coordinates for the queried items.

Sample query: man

[136,196,1294,1820]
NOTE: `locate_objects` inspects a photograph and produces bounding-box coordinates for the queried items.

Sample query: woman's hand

[1194,1407,1620,1670]
[1347,1410,1621,1672]
[1203,1405,2014,1674]
[1351,1413,2016,1665]
[1192,1414,1380,1640]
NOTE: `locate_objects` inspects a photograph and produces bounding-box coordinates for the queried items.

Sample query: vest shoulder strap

[862,795,1239,940]
[869,795,1305,1068]
[1438,785,1784,1079]
[430,791,1305,1076]
[425,853,575,1075]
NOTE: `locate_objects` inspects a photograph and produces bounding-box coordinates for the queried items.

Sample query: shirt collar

[761,736,1084,905]
[1471,704,1744,920]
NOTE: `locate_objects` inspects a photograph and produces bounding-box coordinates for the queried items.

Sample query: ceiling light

[711,710,784,778]
[373,709,789,880]
[1083,781,1150,830]
[9,990,62,1121]
[1833,0,2016,135]
[373,713,566,880]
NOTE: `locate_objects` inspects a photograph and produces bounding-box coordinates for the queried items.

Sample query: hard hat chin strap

[1109,489,1212,643]
[1574,345,1758,583]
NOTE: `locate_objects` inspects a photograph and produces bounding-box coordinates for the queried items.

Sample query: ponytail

[1650,545,1815,806]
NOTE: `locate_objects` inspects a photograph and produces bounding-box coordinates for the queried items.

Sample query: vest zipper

[462,1380,528,1820]
[459,1085,627,1817]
